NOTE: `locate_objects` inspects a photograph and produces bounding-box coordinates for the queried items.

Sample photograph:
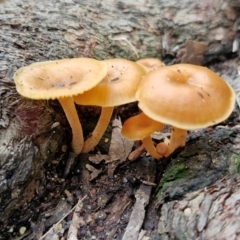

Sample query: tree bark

[153,126,240,239]
[0,0,240,238]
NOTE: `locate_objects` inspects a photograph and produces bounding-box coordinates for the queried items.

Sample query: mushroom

[121,112,165,159]
[74,58,146,153]
[136,63,236,157]
[136,58,165,72]
[14,58,108,154]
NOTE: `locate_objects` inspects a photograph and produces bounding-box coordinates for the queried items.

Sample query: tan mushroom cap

[136,58,165,72]
[121,112,164,140]
[14,58,108,99]
[121,112,164,160]
[74,58,146,107]
[136,64,236,130]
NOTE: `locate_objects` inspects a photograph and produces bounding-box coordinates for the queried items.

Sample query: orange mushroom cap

[74,58,146,107]
[14,58,108,99]
[121,112,164,160]
[121,112,164,140]
[136,64,236,130]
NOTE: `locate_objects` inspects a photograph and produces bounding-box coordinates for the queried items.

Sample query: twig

[110,34,139,59]
[141,180,157,187]
[67,194,87,240]
[39,195,87,240]
[128,144,145,161]
[122,184,152,240]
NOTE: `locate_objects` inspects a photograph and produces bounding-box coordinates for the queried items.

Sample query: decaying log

[156,174,240,239]
[0,0,240,238]
[153,125,240,239]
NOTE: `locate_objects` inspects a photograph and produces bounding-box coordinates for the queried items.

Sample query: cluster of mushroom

[123,63,236,159]
[14,57,236,159]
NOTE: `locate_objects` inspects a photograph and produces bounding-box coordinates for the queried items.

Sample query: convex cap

[74,58,146,107]
[136,64,236,130]
[14,58,108,99]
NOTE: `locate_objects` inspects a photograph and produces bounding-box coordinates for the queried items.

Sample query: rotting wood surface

[1,0,240,239]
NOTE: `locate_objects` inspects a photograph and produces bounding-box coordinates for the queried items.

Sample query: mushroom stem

[58,97,84,155]
[82,106,114,153]
[142,136,162,160]
[156,127,187,157]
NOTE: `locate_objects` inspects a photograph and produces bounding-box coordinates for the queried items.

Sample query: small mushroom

[74,58,146,153]
[121,112,165,159]
[136,64,236,157]
[14,58,108,154]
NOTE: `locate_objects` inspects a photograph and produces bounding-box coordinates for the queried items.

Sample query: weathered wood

[1,0,239,64]
[0,0,240,238]
[156,173,240,239]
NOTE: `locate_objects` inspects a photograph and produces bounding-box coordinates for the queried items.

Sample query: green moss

[156,162,188,198]
[230,154,240,174]
[235,155,240,173]
[173,27,183,37]
[163,162,187,180]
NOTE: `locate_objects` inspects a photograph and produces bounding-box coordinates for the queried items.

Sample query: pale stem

[168,127,187,154]
[157,127,187,157]
[82,107,114,153]
[142,136,162,160]
[58,97,84,155]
